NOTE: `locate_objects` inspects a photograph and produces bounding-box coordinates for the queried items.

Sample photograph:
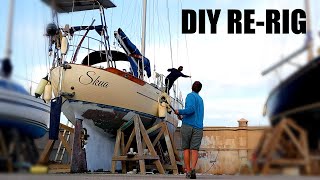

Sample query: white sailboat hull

[51,64,181,133]
[50,64,182,171]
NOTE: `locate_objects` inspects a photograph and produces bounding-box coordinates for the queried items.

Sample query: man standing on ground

[175,81,204,179]
[165,66,191,93]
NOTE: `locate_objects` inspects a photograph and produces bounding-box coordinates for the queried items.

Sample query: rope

[176,0,180,66]
[12,74,39,85]
[152,0,156,72]
[184,33,192,85]
[119,0,125,25]
[166,0,174,68]
[156,0,161,70]
[70,0,75,26]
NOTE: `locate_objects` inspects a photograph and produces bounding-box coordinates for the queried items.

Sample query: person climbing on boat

[165,66,191,94]
[175,81,204,179]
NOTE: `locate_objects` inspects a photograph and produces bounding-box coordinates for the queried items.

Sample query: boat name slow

[79,71,109,88]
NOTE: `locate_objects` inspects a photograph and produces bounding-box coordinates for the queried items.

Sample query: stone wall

[174,119,267,175]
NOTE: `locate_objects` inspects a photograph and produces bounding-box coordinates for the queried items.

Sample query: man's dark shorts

[180,124,203,150]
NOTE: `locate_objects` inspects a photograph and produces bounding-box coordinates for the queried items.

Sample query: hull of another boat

[265,56,320,149]
[0,80,50,139]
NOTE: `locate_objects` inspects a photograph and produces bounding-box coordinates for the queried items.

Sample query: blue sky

[1,0,319,127]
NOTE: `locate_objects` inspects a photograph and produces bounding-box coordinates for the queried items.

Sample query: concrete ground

[1,174,320,180]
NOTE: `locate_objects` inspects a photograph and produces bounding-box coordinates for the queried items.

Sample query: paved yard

[1,174,320,180]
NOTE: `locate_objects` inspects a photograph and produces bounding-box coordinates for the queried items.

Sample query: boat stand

[38,123,75,173]
[111,113,182,175]
[252,118,312,175]
[0,128,39,172]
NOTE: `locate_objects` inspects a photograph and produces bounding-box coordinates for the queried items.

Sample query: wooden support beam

[58,132,72,155]
[152,127,165,147]
[111,129,122,173]
[0,130,8,155]
[38,140,55,164]
[163,125,178,175]
[124,129,136,154]
[120,119,134,131]
[70,119,87,173]
[270,159,307,165]
[0,130,13,172]
[121,132,126,173]
[60,124,74,133]
[112,155,160,161]
[283,126,305,157]
[112,113,179,175]
[133,116,146,174]
[254,118,312,175]
[167,127,181,162]
[146,122,164,134]
[137,116,165,174]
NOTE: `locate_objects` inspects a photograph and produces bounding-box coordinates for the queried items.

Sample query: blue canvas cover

[117,28,151,78]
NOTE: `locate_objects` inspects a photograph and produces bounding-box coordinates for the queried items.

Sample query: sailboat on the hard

[262,0,320,150]
[40,0,183,170]
[43,0,182,135]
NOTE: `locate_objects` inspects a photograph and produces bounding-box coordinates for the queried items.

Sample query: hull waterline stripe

[0,88,50,108]
[269,102,320,122]
[0,98,50,113]
[136,92,158,102]
[68,99,175,126]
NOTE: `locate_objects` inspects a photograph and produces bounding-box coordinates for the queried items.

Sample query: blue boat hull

[0,79,50,139]
[265,56,320,149]
[0,116,47,139]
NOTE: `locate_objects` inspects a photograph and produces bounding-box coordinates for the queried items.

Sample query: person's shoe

[190,169,196,179]
[185,172,191,179]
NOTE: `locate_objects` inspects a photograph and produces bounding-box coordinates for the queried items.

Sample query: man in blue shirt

[165,66,191,94]
[175,81,204,179]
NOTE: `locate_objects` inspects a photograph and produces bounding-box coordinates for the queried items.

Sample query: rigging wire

[156,2,166,48]
[152,0,156,72]
[13,74,39,85]
[165,1,174,69]
[125,1,138,38]
[70,0,76,63]
[176,0,180,66]
[21,1,30,90]
[156,0,161,70]
[166,0,174,68]
[110,7,114,48]
[180,0,192,85]
[71,11,87,62]
[70,0,75,26]
[42,3,49,74]
[35,1,43,73]
[185,34,192,85]
[119,0,125,25]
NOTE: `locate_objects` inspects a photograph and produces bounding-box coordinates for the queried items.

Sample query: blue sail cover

[117,28,151,78]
